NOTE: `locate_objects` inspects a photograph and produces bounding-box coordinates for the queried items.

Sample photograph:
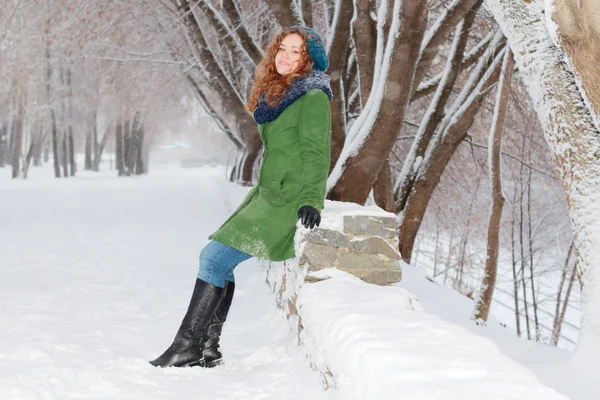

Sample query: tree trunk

[485,0,600,367]
[301,0,313,27]
[517,130,531,339]
[180,0,259,184]
[394,12,484,213]
[84,116,93,170]
[473,49,514,323]
[551,0,600,130]
[552,240,575,345]
[325,0,353,172]
[116,122,125,176]
[61,133,68,178]
[93,124,109,172]
[0,122,7,166]
[135,121,145,175]
[511,203,522,336]
[412,0,481,92]
[372,158,394,212]
[328,0,428,205]
[413,31,493,101]
[398,48,505,262]
[51,117,60,178]
[352,0,377,108]
[221,0,263,65]
[240,138,262,185]
[263,0,302,28]
[68,126,75,176]
[32,121,44,167]
[11,79,25,179]
[45,40,60,178]
[66,68,75,177]
[526,150,539,338]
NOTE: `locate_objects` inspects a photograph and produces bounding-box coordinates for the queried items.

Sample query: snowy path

[0,166,335,400]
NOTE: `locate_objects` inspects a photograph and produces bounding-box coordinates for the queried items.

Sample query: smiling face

[275,33,304,76]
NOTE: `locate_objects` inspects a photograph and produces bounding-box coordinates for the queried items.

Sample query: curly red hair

[246,28,315,113]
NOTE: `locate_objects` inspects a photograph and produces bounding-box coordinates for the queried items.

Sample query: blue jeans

[197,240,252,288]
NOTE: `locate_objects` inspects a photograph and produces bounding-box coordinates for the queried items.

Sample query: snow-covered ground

[0,164,595,399]
[0,165,335,400]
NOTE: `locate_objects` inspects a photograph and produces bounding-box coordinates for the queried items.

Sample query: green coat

[208,89,331,261]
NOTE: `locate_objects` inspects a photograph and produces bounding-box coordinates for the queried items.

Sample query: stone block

[300,241,338,268]
[336,250,402,285]
[357,268,402,285]
[343,214,397,238]
[337,249,396,270]
[352,236,401,260]
[305,228,352,248]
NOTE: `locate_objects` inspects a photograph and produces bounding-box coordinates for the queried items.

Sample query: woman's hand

[298,206,321,229]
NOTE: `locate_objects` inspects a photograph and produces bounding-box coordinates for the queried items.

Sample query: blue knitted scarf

[253,70,333,125]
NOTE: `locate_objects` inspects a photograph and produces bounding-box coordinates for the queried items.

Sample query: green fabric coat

[208,89,331,261]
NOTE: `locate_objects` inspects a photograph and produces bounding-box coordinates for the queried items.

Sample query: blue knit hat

[289,26,329,72]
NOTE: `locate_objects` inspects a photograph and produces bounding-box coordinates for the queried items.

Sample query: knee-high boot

[149,278,224,368]
[200,281,235,368]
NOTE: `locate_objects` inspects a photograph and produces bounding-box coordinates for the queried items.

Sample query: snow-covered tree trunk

[179,0,259,185]
[301,0,313,29]
[325,0,352,171]
[398,38,506,262]
[352,0,377,108]
[327,0,428,205]
[221,0,264,65]
[264,0,302,28]
[485,0,600,365]
[473,49,514,323]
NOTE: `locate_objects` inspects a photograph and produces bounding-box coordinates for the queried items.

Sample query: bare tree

[473,49,514,323]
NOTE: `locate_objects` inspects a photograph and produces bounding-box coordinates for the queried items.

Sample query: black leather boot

[149,279,224,368]
[200,280,235,368]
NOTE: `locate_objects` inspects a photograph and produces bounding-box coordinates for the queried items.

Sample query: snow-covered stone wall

[263,200,404,388]
[261,202,568,399]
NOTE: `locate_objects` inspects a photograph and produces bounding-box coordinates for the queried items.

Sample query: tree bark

[372,157,394,212]
[394,13,483,213]
[85,114,93,171]
[221,0,264,65]
[485,0,600,366]
[399,48,505,262]
[301,0,312,28]
[551,0,600,130]
[180,0,259,184]
[61,132,68,178]
[93,123,109,172]
[0,122,7,166]
[263,0,302,28]
[11,79,25,179]
[352,0,377,108]
[413,30,493,101]
[116,122,125,176]
[68,126,75,177]
[412,0,482,92]
[326,0,354,172]
[328,0,428,205]
[135,121,145,175]
[552,240,575,345]
[473,49,514,323]
[45,41,60,178]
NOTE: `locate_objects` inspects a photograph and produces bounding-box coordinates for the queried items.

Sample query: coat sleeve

[297,89,331,213]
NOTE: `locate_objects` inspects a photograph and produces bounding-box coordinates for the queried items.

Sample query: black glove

[298,205,321,229]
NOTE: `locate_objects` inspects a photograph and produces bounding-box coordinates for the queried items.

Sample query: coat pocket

[260,169,288,206]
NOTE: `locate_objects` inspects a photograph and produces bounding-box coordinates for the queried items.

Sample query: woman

[150,26,332,369]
